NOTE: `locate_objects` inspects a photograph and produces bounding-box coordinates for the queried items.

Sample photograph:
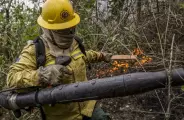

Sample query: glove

[37,65,72,86]
[101,52,113,63]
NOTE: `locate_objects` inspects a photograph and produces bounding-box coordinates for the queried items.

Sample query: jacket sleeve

[84,50,104,63]
[6,43,39,88]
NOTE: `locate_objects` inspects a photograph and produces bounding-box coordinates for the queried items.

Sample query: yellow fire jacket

[7,40,104,120]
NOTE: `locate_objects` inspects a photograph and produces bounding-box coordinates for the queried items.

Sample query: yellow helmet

[37,0,80,30]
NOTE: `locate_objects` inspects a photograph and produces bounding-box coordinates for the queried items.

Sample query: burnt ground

[99,89,184,120]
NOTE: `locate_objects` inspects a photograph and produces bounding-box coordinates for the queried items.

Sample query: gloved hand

[101,52,113,63]
[37,65,72,86]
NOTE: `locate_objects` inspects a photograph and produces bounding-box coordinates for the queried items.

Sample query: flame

[133,48,143,55]
[96,48,152,78]
[134,49,152,66]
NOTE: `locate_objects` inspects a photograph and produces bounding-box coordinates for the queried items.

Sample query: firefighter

[7,0,111,120]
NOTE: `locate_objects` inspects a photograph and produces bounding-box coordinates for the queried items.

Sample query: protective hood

[41,27,75,57]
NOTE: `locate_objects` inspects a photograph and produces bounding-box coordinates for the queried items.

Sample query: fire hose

[0,68,184,112]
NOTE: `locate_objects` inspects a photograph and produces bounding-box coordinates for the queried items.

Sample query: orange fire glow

[96,48,152,77]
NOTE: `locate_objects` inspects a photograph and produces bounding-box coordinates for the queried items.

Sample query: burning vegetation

[96,48,152,77]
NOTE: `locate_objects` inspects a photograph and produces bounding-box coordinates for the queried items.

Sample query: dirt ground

[99,89,184,120]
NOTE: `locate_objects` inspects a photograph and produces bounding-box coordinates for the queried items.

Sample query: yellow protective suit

[7,39,104,120]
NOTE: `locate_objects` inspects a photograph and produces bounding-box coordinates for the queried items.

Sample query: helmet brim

[37,13,80,30]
